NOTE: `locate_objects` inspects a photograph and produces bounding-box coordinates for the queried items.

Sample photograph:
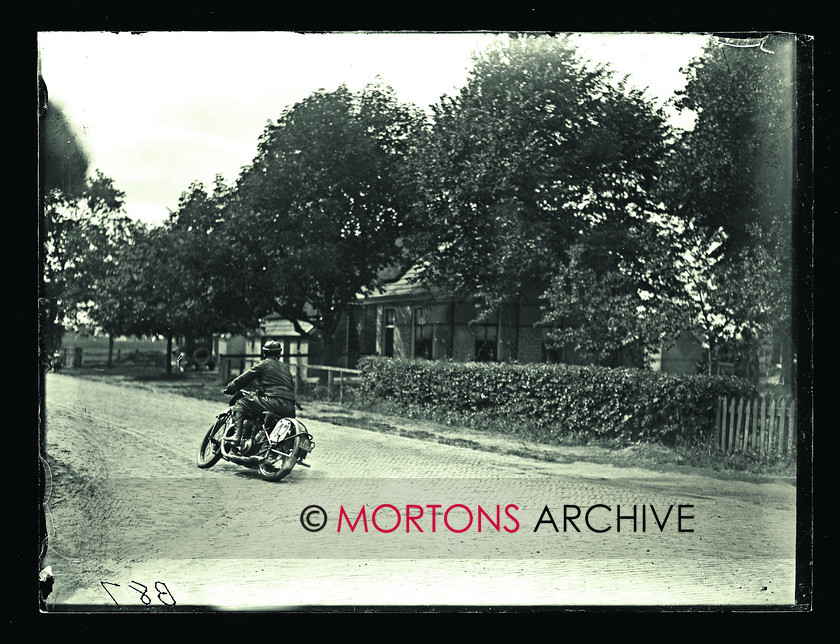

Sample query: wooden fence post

[744,398,752,452]
[734,397,744,452]
[728,397,736,453]
[759,396,766,456]
[732,398,740,452]
[715,394,795,457]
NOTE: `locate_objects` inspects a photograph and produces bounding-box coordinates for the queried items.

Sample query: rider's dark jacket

[227,357,295,401]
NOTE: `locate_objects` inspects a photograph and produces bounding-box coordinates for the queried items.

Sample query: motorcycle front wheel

[197,417,226,468]
[257,425,302,482]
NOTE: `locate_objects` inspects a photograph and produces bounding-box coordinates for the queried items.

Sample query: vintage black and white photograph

[37,30,813,612]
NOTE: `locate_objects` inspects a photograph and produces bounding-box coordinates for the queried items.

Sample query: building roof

[262,318,314,337]
[363,264,448,302]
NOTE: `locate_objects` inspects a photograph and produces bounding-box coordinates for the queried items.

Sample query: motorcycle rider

[223,340,296,451]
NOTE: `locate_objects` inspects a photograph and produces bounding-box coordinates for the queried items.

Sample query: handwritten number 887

[100,581,176,606]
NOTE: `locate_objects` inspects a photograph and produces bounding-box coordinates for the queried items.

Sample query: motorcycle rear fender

[267,417,308,443]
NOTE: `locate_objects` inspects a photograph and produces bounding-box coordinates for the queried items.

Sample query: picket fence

[715,395,796,456]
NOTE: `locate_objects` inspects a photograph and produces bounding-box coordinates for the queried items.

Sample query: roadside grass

[51,365,797,478]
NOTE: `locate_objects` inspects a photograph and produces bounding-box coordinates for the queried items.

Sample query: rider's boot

[227,416,244,452]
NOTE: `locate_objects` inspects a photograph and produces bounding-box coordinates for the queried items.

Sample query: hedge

[357,356,757,445]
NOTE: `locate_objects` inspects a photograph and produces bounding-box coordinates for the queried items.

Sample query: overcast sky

[37,31,709,225]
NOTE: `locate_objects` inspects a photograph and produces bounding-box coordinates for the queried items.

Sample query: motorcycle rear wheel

[257,425,302,482]
[197,417,225,468]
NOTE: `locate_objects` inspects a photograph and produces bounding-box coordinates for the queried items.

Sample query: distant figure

[52,353,63,373]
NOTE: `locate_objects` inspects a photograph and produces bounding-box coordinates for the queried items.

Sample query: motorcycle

[196,390,314,482]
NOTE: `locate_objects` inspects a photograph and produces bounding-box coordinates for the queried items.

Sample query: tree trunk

[707,339,715,376]
[107,333,115,369]
[318,313,344,368]
[318,332,338,385]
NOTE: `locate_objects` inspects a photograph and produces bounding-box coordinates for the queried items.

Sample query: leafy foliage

[540,215,689,366]
[358,356,755,445]
[42,171,133,350]
[662,220,789,375]
[41,35,797,390]
[405,34,673,317]
[231,81,427,356]
[658,36,796,380]
[660,37,795,254]
[159,178,272,336]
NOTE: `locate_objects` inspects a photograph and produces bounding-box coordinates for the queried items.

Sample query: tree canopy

[659,36,796,254]
[403,34,675,362]
[42,171,131,352]
[231,81,427,356]
[41,34,800,381]
[658,35,797,380]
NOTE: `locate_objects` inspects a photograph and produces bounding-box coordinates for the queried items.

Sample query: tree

[652,218,786,378]
[660,35,797,384]
[541,214,688,367]
[39,78,92,357]
[232,81,426,364]
[661,36,796,255]
[106,180,266,376]
[164,177,273,335]
[42,170,128,354]
[404,34,673,332]
[72,213,146,368]
[39,64,92,470]
[109,222,199,375]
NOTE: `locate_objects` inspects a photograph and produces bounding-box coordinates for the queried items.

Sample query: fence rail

[218,354,360,403]
[715,395,796,456]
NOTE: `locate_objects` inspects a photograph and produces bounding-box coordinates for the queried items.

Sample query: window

[414,307,433,359]
[542,342,563,364]
[384,308,395,357]
[287,336,303,360]
[474,314,498,362]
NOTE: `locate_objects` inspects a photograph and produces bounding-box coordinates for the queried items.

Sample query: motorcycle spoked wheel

[197,417,226,468]
[257,422,303,482]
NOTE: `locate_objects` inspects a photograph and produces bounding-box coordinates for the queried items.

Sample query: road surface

[40,373,800,611]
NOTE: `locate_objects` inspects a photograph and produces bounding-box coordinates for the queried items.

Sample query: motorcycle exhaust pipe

[220,438,262,468]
